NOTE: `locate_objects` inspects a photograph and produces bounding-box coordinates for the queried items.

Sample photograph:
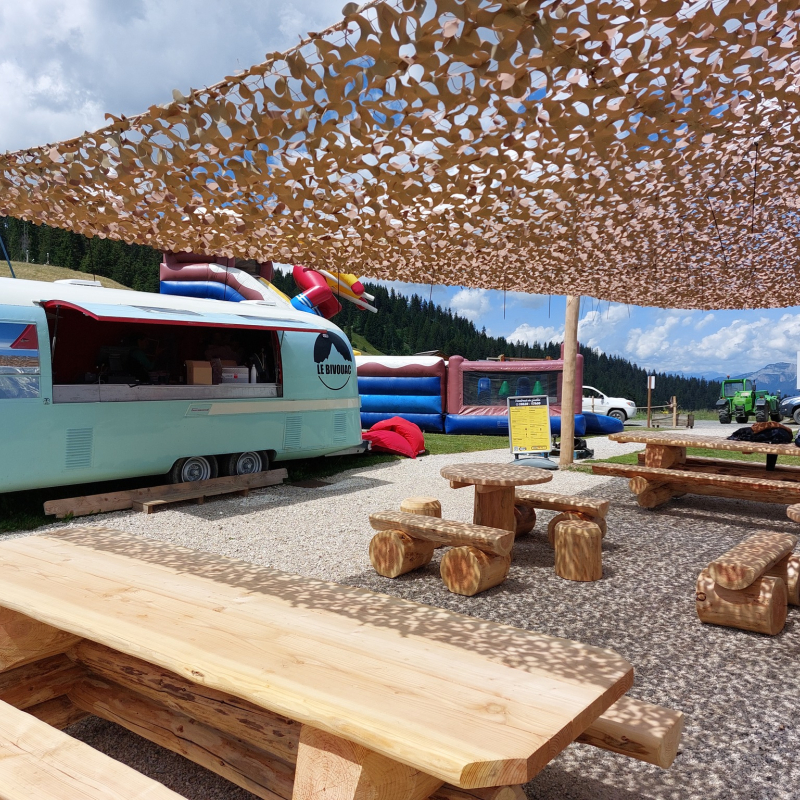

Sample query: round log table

[440,463,553,533]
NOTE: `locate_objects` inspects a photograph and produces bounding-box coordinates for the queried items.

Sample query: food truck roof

[0,278,333,334]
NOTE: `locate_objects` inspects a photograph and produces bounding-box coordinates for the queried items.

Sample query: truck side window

[0,321,40,399]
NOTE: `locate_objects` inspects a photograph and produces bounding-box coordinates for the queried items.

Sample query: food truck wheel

[223,451,264,476]
[170,456,219,484]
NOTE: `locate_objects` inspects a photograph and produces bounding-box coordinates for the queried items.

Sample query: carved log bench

[514,488,609,544]
[696,531,799,634]
[369,510,513,595]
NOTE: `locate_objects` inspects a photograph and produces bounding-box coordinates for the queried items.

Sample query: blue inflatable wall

[358,375,445,432]
[444,414,587,437]
[582,411,624,434]
[161,281,246,302]
[361,412,444,432]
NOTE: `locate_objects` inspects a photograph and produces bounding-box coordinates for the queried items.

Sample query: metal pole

[559,295,580,466]
[0,233,16,278]
[647,379,652,428]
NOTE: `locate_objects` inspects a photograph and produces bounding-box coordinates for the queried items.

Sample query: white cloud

[0,0,345,151]
[449,288,492,321]
[625,315,681,361]
[694,313,715,330]
[506,323,562,346]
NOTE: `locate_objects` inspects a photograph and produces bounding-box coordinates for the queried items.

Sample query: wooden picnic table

[0,526,643,799]
[440,463,552,532]
[594,431,800,508]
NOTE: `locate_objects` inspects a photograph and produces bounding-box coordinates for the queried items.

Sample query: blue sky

[3,1,799,379]
[372,282,800,378]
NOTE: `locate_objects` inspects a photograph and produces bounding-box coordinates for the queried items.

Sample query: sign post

[508,395,555,469]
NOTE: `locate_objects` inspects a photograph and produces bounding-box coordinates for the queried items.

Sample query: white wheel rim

[182,457,211,482]
[235,452,262,475]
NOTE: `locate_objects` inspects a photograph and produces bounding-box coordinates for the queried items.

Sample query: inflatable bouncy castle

[159,252,376,320]
[356,350,585,436]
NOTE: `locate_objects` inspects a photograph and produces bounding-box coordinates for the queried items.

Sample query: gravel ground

[16,432,800,799]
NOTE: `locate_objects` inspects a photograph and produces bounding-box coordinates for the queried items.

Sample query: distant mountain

[735,362,798,397]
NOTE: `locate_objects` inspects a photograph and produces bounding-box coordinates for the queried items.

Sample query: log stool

[547,512,606,546]
[400,496,442,518]
[440,547,511,597]
[696,531,797,635]
[553,520,603,582]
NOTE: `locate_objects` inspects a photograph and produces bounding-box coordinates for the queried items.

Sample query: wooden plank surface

[707,532,797,590]
[636,452,800,483]
[514,490,609,518]
[369,511,515,557]
[0,697,184,800]
[591,463,800,504]
[0,528,633,789]
[609,431,800,458]
[43,469,288,519]
[440,464,553,489]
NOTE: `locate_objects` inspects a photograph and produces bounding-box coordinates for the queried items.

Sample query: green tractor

[716,379,781,424]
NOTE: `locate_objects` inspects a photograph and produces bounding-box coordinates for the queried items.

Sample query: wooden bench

[369,510,513,595]
[0,696,183,799]
[591,463,800,508]
[515,488,609,543]
[696,532,799,635]
[0,527,684,797]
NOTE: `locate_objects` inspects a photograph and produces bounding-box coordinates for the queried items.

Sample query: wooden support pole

[560,295,580,467]
[554,521,603,582]
[671,396,678,427]
[293,725,443,800]
[766,554,800,606]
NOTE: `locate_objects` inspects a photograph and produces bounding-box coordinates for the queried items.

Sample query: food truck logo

[314,331,352,391]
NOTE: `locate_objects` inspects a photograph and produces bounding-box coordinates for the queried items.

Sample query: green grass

[1,261,130,289]
[0,433,507,534]
[350,333,382,355]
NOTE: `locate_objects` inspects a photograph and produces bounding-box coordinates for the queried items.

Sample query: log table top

[0,527,633,789]
[440,463,553,488]
[609,430,800,457]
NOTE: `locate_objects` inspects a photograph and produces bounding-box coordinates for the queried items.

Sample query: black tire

[755,409,767,423]
[770,413,782,423]
[222,451,264,476]
[718,412,731,424]
[169,455,219,484]
[735,414,748,424]
[608,409,626,422]
[794,408,800,426]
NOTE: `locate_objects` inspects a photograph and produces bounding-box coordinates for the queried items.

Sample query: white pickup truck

[582,386,638,421]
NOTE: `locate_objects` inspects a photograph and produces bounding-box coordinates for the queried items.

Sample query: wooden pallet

[43,469,288,519]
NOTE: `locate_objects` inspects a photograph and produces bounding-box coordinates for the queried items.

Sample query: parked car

[582,385,637,421]
[778,393,800,425]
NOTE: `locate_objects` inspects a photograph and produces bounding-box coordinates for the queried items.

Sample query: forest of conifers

[1,217,721,409]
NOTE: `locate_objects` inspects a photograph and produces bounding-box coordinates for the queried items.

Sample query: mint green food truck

[0,277,361,492]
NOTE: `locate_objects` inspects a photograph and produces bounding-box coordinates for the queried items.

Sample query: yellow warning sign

[508,396,551,454]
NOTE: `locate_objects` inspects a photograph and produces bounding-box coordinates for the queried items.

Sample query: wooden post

[671,396,677,427]
[559,295,580,467]
[647,377,653,428]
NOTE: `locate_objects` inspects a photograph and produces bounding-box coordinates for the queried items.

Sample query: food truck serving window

[42,301,298,403]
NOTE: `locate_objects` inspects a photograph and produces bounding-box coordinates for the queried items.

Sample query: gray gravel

[16,433,800,799]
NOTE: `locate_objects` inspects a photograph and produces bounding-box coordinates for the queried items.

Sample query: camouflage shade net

[1,0,800,310]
